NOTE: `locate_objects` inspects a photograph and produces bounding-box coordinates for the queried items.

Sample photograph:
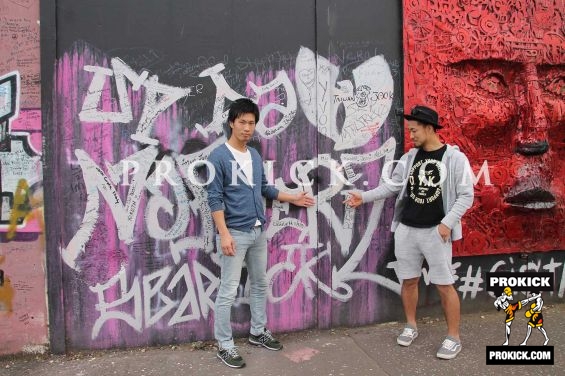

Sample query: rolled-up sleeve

[206,153,225,213]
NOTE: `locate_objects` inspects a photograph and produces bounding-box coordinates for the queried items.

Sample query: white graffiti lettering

[296,46,394,150]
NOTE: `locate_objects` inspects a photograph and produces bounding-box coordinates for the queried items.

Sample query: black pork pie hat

[403,105,443,129]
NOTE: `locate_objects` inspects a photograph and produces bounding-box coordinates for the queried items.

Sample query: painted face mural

[404,0,565,256]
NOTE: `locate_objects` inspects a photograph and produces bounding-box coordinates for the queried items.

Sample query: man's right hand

[220,233,236,256]
[343,191,363,208]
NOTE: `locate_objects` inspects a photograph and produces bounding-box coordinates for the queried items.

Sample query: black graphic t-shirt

[401,145,447,228]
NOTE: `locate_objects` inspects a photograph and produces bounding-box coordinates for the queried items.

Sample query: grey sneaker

[397,326,418,346]
[249,328,283,350]
[217,346,245,368]
[436,337,462,359]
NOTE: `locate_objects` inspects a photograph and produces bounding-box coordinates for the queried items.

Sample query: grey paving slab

[1,303,564,376]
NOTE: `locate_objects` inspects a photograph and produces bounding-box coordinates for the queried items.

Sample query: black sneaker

[216,346,245,368]
[249,329,283,350]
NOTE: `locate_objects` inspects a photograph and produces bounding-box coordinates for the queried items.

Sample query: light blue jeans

[214,227,268,349]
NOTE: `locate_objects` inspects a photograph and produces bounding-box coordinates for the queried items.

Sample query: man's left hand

[438,223,451,242]
[293,191,315,207]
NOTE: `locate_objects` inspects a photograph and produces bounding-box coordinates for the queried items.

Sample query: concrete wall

[0,0,563,355]
[0,0,49,356]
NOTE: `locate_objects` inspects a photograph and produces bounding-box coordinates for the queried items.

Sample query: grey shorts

[393,223,455,285]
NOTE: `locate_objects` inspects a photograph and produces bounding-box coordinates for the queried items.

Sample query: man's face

[404,0,565,255]
[229,113,256,145]
[444,60,563,205]
[407,121,435,149]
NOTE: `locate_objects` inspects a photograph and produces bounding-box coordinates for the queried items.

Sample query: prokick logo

[486,272,554,365]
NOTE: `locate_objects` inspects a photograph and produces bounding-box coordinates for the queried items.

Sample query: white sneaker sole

[437,346,462,360]
[216,352,245,368]
[248,338,283,351]
[397,332,418,346]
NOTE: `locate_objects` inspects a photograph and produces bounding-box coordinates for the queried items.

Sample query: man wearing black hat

[344,105,474,359]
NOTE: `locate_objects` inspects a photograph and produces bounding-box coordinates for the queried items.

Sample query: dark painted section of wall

[315,0,404,329]
[41,0,66,355]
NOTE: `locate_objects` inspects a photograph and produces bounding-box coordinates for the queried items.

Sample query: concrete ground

[1,303,563,376]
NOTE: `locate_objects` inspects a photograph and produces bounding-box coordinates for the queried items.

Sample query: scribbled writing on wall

[0,71,42,241]
[0,0,48,356]
[296,46,394,150]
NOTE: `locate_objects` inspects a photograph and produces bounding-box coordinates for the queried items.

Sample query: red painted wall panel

[403,0,565,256]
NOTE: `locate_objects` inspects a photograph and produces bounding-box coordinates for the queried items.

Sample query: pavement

[1,303,564,376]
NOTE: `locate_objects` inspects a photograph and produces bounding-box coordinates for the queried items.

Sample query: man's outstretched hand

[292,191,315,207]
[343,191,363,208]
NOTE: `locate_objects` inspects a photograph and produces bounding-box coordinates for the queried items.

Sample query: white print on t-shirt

[408,159,446,205]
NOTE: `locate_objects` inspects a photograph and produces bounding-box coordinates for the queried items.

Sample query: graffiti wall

[30,0,563,354]
[0,0,48,355]
[42,0,404,350]
[403,0,565,256]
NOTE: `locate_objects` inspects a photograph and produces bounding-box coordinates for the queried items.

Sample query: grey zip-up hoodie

[361,144,474,240]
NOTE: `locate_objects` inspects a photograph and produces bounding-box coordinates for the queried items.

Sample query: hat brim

[403,114,443,129]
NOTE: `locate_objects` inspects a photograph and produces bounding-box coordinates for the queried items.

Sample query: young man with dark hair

[344,105,474,359]
[207,98,314,368]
